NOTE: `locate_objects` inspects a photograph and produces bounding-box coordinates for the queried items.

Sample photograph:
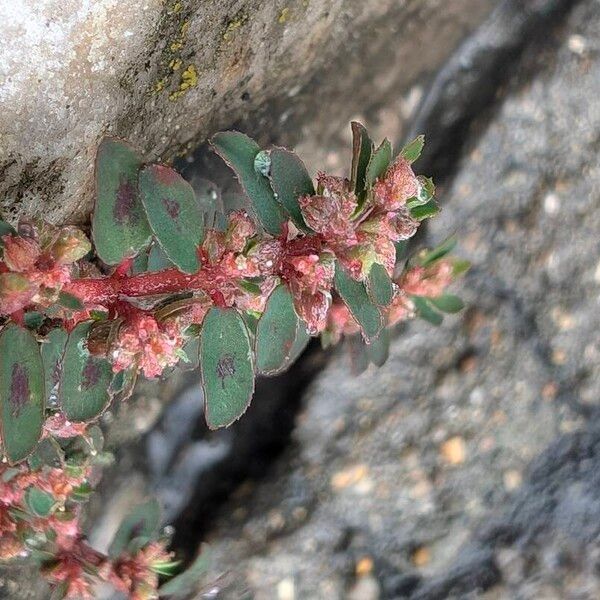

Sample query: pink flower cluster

[111,313,185,379]
[0,222,90,316]
[325,259,458,344]
[0,457,174,599]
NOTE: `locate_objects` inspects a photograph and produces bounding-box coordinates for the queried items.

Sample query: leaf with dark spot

[92,138,152,265]
[200,308,254,429]
[139,164,204,274]
[60,322,113,422]
[0,324,44,463]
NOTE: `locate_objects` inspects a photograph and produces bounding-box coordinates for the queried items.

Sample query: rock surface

[0,0,494,225]
[190,1,600,598]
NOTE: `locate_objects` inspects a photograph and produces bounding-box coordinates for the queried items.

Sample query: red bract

[111,315,184,378]
[400,260,454,298]
[373,155,420,210]
[2,235,40,272]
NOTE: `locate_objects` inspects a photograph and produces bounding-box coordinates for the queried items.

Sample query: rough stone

[0,0,494,225]
[186,1,600,598]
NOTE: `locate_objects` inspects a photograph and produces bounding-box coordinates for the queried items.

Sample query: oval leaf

[367,263,394,307]
[60,322,113,422]
[211,132,285,235]
[400,135,425,163]
[93,138,152,265]
[367,328,390,367]
[41,328,68,402]
[334,265,383,343]
[411,296,444,325]
[25,487,55,517]
[139,164,204,274]
[0,324,45,463]
[430,294,464,314]
[269,148,315,230]
[350,122,374,195]
[200,308,254,429]
[109,498,161,558]
[365,138,392,187]
[255,284,302,375]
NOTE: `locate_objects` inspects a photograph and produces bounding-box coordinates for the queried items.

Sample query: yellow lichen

[278,7,290,24]
[168,64,198,101]
[223,14,248,42]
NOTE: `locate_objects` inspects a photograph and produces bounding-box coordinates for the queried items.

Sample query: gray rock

[0,0,495,225]
[190,1,600,598]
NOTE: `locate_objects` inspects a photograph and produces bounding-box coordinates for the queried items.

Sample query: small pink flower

[111,315,184,379]
[298,193,357,246]
[399,260,454,298]
[225,210,256,253]
[44,413,88,439]
[373,156,420,210]
[1,235,40,272]
[386,292,414,326]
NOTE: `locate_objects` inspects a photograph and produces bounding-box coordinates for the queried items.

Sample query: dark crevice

[152,0,583,574]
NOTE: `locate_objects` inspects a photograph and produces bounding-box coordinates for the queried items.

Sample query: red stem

[64,235,325,307]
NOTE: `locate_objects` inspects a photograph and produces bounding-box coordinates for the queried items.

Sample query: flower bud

[49,227,91,265]
[1,235,40,272]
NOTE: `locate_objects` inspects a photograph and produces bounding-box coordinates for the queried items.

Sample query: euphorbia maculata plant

[0,122,467,598]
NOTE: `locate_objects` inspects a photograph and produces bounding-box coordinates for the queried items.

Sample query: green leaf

[59,322,113,422]
[451,258,471,277]
[108,498,161,558]
[419,235,457,266]
[365,138,392,187]
[200,307,255,429]
[150,560,182,577]
[367,328,390,367]
[179,335,200,371]
[411,296,443,326]
[367,263,394,307]
[334,265,383,343]
[430,294,465,314]
[211,132,285,235]
[41,328,68,402]
[395,240,409,260]
[407,176,435,209]
[0,325,45,464]
[255,284,303,375]
[400,135,425,163]
[25,487,55,517]
[92,138,152,265]
[410,199,439,221]
[147,242,174,271]
[139,164,204,274]
[0,220,16,245]
[350,122,374,195]
[70,482,93,503]
[159,546,212,598]
[269,147,315,230]
[57,291,84,311]
[285,320,310,368]
[23,311,44,330]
